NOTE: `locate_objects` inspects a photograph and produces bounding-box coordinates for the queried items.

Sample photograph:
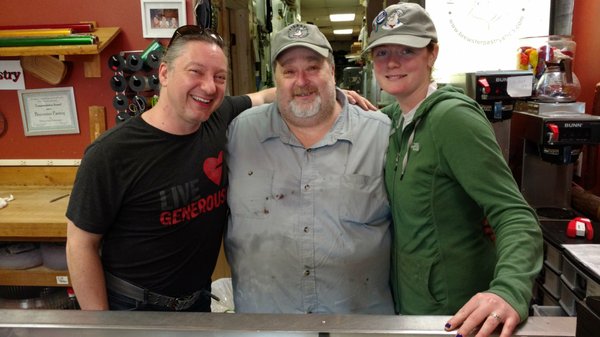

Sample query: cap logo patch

[372,10,387,32]
[381,9,405,30]
[288,24,309,39]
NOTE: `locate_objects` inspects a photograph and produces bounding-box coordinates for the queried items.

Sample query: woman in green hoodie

[364,3,543,337]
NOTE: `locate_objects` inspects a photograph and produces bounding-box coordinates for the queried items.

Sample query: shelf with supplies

[0,27,121,79]
[0,166,76,287]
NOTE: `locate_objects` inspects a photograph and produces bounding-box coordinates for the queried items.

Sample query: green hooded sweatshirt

[382,85,543,321]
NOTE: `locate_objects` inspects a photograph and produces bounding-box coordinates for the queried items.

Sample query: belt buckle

[168,292,198,311]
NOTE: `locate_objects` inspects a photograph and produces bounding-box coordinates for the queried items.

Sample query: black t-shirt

[66,95,251,297]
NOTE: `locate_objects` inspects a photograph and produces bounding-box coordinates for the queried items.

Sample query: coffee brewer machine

[461,70,534,162]
[512,35,600,219]
[511,105,600,219]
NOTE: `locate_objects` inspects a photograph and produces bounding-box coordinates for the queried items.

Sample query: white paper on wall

[0,60,26,90]
[426,0,551,83]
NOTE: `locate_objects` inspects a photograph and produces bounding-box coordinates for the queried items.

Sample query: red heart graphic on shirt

[203,151,223,185]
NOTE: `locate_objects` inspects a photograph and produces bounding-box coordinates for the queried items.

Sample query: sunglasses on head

[168,25,224,48]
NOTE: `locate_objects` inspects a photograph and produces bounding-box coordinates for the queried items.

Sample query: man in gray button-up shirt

[225,23,394,314]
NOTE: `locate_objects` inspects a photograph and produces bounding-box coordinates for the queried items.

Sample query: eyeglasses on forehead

[168,25,224,48]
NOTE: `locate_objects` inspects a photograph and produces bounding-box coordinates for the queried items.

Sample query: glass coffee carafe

[517,35,581,102]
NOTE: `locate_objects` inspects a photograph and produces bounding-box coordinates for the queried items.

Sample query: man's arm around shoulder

[247,87,276,107]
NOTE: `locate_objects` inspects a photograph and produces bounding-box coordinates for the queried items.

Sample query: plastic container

[532,304,567,316]
[517,35,580,102]
[543,263,561,299]
[210,278,234,313]
[544,241,563,273]
[518,35,576,77]
[559,279,578,316]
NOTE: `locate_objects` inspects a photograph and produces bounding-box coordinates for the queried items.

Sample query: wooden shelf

[1,183,71,287]
[0,27,120,57]
[0,27,121,78]
[0,266,70,287]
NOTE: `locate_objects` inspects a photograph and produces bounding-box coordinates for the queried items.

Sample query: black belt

[104,272,208,311]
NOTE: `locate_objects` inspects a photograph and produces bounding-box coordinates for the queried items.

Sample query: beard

[289,95,321,118]
[286,82,336,119]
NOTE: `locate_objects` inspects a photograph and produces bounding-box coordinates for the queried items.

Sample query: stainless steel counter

[0,309,575,337]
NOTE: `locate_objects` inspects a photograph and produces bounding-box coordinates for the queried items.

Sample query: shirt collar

[258,87,354,147]
[402,82,438,129]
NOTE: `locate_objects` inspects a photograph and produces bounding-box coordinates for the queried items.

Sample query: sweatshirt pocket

[396,252,447,314]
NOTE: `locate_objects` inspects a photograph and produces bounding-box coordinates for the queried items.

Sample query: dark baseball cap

[271,23,333,64]
[365,3,437,52]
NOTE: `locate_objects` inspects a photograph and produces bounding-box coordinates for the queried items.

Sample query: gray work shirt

[225,89,394,314]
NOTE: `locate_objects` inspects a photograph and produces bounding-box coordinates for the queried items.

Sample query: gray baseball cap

[365,3,437,52]
[271,23,333,64]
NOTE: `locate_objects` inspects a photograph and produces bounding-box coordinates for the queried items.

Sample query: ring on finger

[489,312,502,321]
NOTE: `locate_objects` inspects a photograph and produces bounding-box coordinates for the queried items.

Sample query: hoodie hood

[415,85,483,122]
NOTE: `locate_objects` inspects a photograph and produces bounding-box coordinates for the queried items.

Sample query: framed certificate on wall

[18,87,80,136]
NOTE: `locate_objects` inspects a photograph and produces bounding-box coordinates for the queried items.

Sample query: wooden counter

[0,186,71,241]
[0,166,75,287]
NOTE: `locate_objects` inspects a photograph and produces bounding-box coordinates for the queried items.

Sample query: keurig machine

[463,70,534,162]
[511,105,600,219]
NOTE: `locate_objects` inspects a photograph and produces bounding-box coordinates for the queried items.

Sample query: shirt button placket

[300,147,316,313]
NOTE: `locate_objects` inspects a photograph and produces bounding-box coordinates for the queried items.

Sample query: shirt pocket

[338,174,390,225]
[229,169,273,219]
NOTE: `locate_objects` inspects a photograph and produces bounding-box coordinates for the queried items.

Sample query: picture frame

[18,87,80,136]
[141,0,187,38]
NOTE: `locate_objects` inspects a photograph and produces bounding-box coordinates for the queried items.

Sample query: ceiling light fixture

[330,13,355,22]
[333,29,353,35]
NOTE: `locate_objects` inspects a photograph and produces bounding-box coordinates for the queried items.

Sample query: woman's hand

[444,292,520,337]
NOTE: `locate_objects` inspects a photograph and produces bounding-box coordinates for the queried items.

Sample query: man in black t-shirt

[65,26,274,312]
